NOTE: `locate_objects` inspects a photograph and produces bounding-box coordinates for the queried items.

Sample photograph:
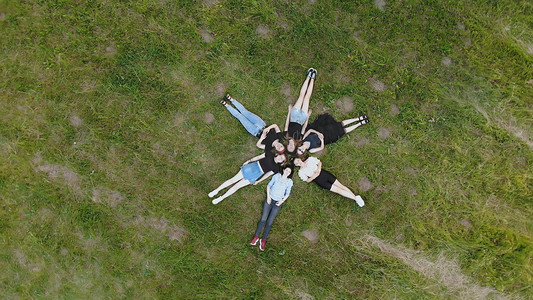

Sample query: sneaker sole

[355,195,365,207]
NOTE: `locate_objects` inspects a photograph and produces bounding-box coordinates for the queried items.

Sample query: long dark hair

[283,132,303,149]
[283,164,295,179]
[298,152,310,162]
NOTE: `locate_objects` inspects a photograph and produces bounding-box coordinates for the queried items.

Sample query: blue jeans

[226,99,266,137]
[254,197,282,239]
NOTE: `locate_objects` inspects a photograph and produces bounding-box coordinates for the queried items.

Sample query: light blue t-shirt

[267,173,293,201]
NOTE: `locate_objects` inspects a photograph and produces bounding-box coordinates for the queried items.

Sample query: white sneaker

[208,190,217,198]
[212,197,223,205]
[355,195,365,207]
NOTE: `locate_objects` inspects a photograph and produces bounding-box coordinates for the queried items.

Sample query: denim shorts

[290,107,308,125]
[241,162,263,184]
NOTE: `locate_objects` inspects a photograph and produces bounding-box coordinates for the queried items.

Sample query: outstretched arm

[284,105,293,132]
[301,109,312,134]
[242,153,266,166]
[266,186,272,204]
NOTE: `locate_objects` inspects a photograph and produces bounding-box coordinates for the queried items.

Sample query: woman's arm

[253,171,274,185]
[256,135,266,149]
[276,182,293,206]
[309,131,325,153]
[256,125,275,149]
[284,104,292,132]
[306,161,322,182]
[256,124,281,149]
[266,186,272,204]
[301,109,312,134]
[243,153,266,166]
[302,128,319,140]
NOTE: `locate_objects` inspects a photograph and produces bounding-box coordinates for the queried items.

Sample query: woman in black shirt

[256,124,286,154]
[282,68,317,154]
[296,113,369,156]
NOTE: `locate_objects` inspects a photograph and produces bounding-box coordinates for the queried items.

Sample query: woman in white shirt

[294,155,365,207]
[250,166,294,251]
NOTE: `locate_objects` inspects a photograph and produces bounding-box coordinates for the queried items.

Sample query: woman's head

[293,153,309,166]
[297,142,310,156]
[272,139,286,153]
[284,136,302,153]
[287,138,296,152]
[281,165,294,178]
[274,153,288,165]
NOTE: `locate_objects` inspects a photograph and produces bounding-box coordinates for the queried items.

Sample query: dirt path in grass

[448,90,533,149]
[34,154,188,243]
[363,235,507,299]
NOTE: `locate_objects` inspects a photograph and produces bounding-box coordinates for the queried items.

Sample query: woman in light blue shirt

[250,166,294,251]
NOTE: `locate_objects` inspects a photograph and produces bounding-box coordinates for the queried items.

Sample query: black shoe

[307,68,314,78]
[307,68,316,79]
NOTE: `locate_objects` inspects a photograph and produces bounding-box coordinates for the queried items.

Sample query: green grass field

[1,0,532,298]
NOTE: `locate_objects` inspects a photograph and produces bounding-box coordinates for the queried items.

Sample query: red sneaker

[250,236,259,246]
[259,239,266,251]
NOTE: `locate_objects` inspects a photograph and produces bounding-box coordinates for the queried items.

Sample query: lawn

[0,0,532,298]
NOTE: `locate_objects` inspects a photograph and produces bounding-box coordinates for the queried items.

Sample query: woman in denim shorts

[283,68,316,154]
[208,152,288,204]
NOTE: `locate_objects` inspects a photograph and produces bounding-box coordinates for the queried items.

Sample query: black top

[282,122,304,156]
[286,122,303,140]
[259,151,281,174]
[307,113,345,145]
[261,128,284,152]
[303,133,321,150]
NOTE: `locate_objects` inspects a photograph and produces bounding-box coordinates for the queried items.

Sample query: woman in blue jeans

[221,94,287,154]
[250,166,294,251]
[220,94,267,138]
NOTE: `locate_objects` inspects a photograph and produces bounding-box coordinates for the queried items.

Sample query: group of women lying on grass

[208,68,369,251]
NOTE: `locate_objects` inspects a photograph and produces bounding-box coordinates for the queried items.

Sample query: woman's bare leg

[343,122,364,134]
[212,179,251,204]
[293,76,311,110]
[330,181,358,200]
[341,116,365,126]
[301,78,314,114]
[330,180,365,206]
[208,171,244,198]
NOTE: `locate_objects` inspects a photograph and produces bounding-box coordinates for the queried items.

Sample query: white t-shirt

[298,157,320,181]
